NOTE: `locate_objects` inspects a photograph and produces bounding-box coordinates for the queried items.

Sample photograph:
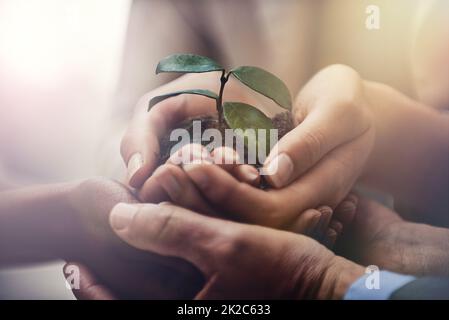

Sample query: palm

[336,198,403,270]
[337,197,449,276]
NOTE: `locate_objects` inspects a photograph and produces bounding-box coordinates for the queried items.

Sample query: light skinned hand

[121,72,258,188]
[130,65,369,229]
[262,65,374,206]
[138,143,358,245]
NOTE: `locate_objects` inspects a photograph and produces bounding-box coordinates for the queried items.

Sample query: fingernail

[127,153,144,182]
[110,203,139,231]
[318,206,333,216]
[188,150,212,164]
[324,229,338,248]
[240,165,259,182]
[178,144,212,165]
[183,163,209,188]
[330,221,343,235]
[317,206,333,234]
[263,153,293,188]
[337,201,357,217]
[346,194,358,206]
[306,212,322,235]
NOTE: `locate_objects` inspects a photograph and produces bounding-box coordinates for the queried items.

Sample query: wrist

[44,181,83,258]
[318,256,365,300]
[397,222,449,276]
[0,181,80,263]
[57,178,103,259]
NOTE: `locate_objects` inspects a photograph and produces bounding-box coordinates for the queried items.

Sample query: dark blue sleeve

[390,277,449,300]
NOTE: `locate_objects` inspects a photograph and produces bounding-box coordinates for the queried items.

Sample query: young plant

[148,53,292,157]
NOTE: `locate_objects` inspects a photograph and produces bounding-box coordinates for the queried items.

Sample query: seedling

[148,53,292,161]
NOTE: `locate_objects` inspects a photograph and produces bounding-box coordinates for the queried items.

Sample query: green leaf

[148,89,218,111]
[230,66,292,110]
[156,54,224,74]
[223,102,275,158]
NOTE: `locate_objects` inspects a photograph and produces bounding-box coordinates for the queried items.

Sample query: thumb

[121,92,216,188]
[263,105,365,188]
[108,202,234,278]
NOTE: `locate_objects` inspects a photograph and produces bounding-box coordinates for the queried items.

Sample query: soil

[158,111,294,169]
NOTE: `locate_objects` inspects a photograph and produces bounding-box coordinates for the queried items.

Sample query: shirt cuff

[344,270,416,300]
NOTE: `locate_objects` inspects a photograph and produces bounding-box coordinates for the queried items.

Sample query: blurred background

[0,0,441,299]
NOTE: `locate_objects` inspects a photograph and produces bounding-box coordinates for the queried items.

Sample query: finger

[63,262,116,300]
[136,166,170,204]
[167,143,213,166]
[138,164,217,216]
[109,202,239,277]
[263,97,369,188]
[334,193,358,227]
[121,85,216,188]
[329,219,344,235]
[138,144,211,204]
[323,218,344,249]
[288,208,322,235]
[182,163,283,226]
[323,229,338,249]
[268,129,374,217]
[232,165,261,186]
[211,147,241,170]
[182,161,323,227]
[313,206,333,241]
[211,147,260,185]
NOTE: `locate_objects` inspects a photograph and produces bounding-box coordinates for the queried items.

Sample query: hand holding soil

[126,55,371,247]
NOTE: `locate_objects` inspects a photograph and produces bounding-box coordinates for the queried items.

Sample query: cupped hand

[265,65,374,189]
[121,72,258,188]
[61,177,203,299]
[131,65,370,234]
[137,144,358,246]
[262,64,375,206]
[73,201,364,299]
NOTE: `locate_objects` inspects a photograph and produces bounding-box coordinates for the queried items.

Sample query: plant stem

[217,70,228,128]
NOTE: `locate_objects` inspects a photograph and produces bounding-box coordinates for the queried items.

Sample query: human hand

[337,197,449,277]
[61,177,203,299]
[122,65,367,235]
[80,201,364,299]
[121,72,258,188]
[137,144,358,246]
[261,65,374,207]
[136,65,369,235]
